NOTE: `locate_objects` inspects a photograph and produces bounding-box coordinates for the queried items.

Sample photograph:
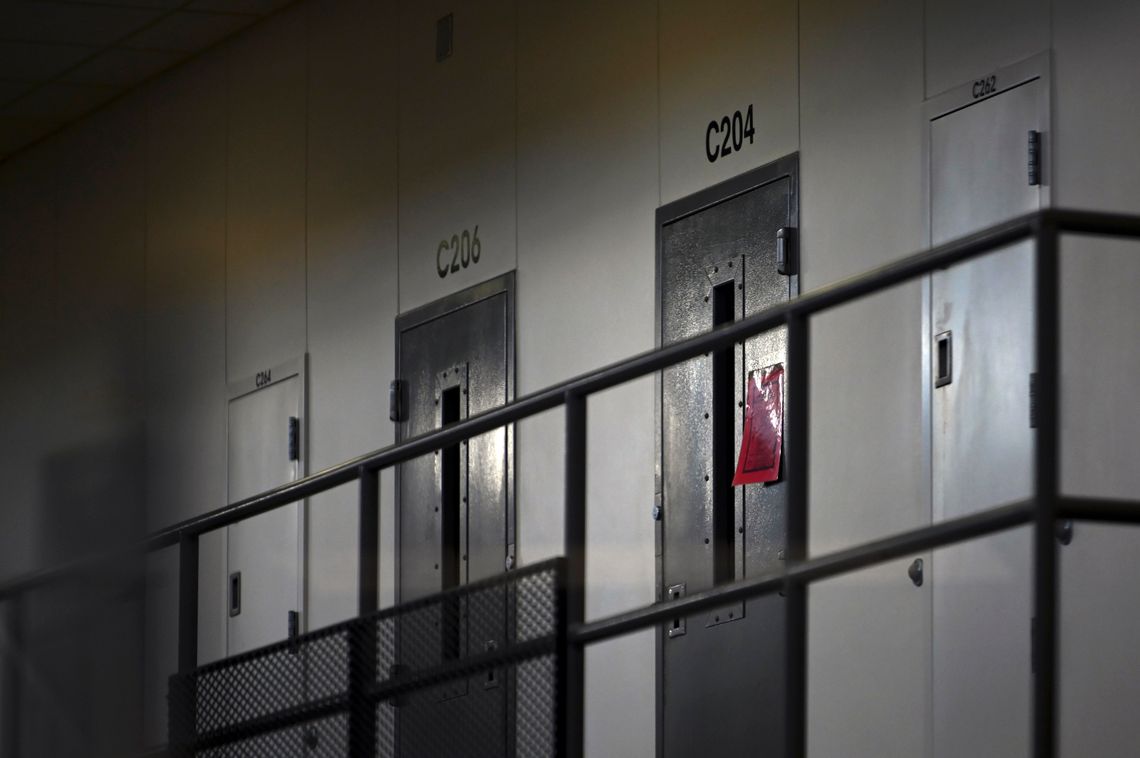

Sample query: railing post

[785,311,809,758]
[561,392,587,758]
[350,466,379,758]
[170,534,199,756]
[1033,217,1060,758]
[3,595,22,758]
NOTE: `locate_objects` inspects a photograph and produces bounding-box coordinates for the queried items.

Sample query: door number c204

[437,226,481,279]
[706,105,755,163]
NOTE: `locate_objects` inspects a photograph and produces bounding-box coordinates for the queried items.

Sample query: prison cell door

[394,273,515,757]
[226,359,305,656]
[658,159,797,758]
[929,68,1046,758]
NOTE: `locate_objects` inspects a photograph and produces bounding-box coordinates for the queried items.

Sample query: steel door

[394,273,515,757]
[929,70,1046,758]
[657,158,797,758]
[226,359,305,657]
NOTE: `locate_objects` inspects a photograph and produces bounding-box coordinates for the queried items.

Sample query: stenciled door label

[706,105,755,163]
[436,226,482,279]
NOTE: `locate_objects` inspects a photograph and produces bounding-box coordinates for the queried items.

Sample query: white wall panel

[659,0,797,202]
[517,2,657,754]
[397,0,515,311]
[0,147,58,582]
[39,95,147,758]
[225,6,307,383]
[305,0,399,629]
[1052,4,1140,752]
[142,52,228,743]
[924,0,1049,97]
[800,1,929,755]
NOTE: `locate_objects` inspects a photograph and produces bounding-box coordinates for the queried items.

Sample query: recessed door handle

[935,331,952,388]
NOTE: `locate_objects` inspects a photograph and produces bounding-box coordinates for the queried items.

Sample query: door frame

[393,270,517,606]
[654,155,799,756]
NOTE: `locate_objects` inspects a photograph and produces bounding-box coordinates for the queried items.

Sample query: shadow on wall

[4,434,146,758]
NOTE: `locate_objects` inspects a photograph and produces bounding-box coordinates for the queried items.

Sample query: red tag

[732,364,784,486]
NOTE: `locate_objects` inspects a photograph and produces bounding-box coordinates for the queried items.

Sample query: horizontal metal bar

[1058,496,1140,524]
[1047,208,1140,240]
[570,500,1033,645]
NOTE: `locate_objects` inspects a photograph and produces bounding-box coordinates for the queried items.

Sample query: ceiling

[0,0,297,164]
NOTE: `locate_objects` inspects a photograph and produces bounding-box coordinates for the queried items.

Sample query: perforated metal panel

[169,558,562,758]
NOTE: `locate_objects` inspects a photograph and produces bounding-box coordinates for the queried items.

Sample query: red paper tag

[732,364,784,486]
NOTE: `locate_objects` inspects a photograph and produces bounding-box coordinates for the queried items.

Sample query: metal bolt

[505,555,515,571]
[652,504,662,521]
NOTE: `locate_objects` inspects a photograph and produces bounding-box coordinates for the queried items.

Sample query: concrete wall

[1,0,1138,755]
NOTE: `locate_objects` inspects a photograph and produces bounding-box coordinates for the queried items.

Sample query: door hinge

[389,379,406,423]
[288,609,300,654]
[776,227,797,276]
[1028,130,1042,186]
[1029,372,1038,428]
[288,416,300,461]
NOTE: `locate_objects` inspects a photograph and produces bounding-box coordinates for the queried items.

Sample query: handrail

[0,208,1066,599]
[3,207,1140,758]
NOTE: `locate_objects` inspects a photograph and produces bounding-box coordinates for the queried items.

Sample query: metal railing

[2,208,1140,757]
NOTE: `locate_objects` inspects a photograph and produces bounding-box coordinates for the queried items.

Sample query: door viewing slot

[711,280,737,587]
[440,385,462,661]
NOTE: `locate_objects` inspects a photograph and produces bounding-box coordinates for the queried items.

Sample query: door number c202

[706,105,755,163]
[437,226,481,279]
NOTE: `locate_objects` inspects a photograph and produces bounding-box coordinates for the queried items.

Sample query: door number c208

[706,105,755,163]
[437,226,481,279]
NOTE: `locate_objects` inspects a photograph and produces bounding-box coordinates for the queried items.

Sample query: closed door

[930,74,1044,758]
[658,158,796,758]
[395,273,514,757]
[226,364,304,656]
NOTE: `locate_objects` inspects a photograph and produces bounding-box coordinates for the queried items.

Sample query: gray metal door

[657,158,797,758]
[394,273,515,757]
[928,64,1046,758]
[226,358,306,656]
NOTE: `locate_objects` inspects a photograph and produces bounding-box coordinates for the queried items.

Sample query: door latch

[907,558,924,587]
[666,584,686,638]
[776,227,796,276]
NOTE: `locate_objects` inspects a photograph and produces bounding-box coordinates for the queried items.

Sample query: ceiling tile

[41,0,185,8]
[0,41,98,81]
[187,0,293,15]
[124,10,254,52]
[0,115,62,155]
[0,3,165,47]
[2,81,120,121]
[62,46,185,87]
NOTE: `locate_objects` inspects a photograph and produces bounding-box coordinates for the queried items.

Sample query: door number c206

[706,105,755,163]
[437,226,481,279]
